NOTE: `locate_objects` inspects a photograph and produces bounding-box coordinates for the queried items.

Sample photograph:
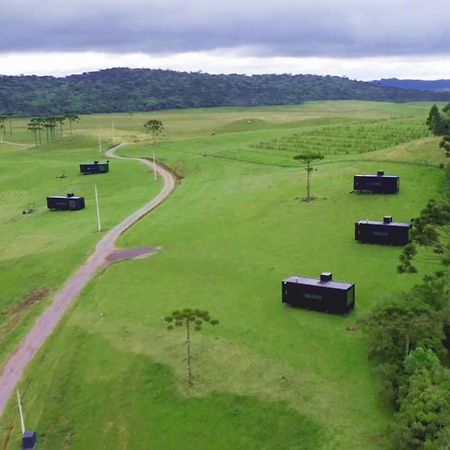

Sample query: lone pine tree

[293,152,324,202]
[165,308,219,385]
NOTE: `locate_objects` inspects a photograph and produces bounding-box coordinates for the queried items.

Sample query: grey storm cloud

[1,0,450,57]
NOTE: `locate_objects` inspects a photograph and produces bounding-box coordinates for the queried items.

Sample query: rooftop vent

[383,216,393,224]
[377,170,384,176]
[320,272,333,282]
[67,193,74,198]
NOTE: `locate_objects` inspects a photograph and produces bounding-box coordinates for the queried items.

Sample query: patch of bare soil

[1,287,50,336]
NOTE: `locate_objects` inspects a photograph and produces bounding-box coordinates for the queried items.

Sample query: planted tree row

[248,119,428,156]
[27,114,80,147]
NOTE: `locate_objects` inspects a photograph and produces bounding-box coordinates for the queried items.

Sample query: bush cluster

[363,272,450,448]
[399,197,450,272]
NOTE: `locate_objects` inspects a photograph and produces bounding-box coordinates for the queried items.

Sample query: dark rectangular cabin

[22,431,37,450]
[47,193,85,211]
[80,160,109,175]
[355,216,411,246]
[282,272,355,314]
[353,171,399,194]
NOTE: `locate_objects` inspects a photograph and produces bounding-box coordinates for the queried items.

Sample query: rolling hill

[2,68,450,116]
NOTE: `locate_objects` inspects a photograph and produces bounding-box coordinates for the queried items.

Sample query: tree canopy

[2,68,450,116]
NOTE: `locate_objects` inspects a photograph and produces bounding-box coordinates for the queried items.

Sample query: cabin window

[304,293,322,301]
[372,231,389,237]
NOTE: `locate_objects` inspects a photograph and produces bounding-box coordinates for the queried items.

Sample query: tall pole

[306,162,311,201]
[111,122,115,142]
[98,133,102,153]
[17,390,25,435]
[152,151,157,181]
[94,184,102,232]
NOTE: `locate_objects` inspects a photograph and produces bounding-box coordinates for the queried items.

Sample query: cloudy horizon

[1,0,450,80]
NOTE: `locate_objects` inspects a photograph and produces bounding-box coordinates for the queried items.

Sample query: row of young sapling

[248,119,428,156]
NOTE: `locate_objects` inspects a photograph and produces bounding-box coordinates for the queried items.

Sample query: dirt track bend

[0,143,176,416]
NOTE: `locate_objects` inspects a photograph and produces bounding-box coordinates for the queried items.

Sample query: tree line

[364,148,450,447]
[2,68,450,116]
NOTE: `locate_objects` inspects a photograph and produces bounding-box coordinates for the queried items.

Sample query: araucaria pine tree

[165,308,219,385]
[293,152,324,202]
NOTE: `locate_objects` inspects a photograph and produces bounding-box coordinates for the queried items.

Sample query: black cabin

[355,216,411,246]
[80,160,109,175]
[353,171,399,194]
[47,193,85,211]
[282,272,355,314]
[22,431,37,450]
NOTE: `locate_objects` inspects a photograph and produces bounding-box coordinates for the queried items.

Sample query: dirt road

[0,143,176,416]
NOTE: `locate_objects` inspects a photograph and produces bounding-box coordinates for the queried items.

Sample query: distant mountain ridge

[1,68,450,116]
[373,78,450,92]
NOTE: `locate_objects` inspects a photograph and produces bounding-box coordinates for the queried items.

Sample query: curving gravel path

[0,143,176,416]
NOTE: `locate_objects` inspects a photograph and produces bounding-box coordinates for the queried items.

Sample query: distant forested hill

[374,78,450,92]
[2,68,450,116]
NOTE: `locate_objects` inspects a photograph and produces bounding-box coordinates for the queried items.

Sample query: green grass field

[0,101,447,449]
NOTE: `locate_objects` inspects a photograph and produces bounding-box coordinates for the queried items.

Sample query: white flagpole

[94,184,102,232]
[152,151,157,181]
[17,390,25,435]
[98,133,102,153]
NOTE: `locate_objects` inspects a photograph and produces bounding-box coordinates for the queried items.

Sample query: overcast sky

[1,0,450,80]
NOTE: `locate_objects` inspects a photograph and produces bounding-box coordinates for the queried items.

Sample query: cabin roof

[356,219,411,228]
[283,275,354,291]
[47,195,83,200]
[354,174,398,179]
[23,431,36,438]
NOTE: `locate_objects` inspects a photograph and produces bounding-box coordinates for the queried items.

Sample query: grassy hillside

[0,135,162,365]
[0,101,447,449]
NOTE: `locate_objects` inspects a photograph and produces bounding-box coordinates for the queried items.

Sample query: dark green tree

[392,348,450,449]
[56,115,66,137]
[293,152,324,201]
[1,114,13,135]
[439,135,450,157]
[366,300,444,363]
[42,117,57,142]
[66,114,80,135]
[144,119,164,145]
[46,117,58,141]
[426,104,448,135]
[0,115,6,140]
[364,298,445,405]
[164,308,219,385]
[27,120,42,147]
[29,118,43,145]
